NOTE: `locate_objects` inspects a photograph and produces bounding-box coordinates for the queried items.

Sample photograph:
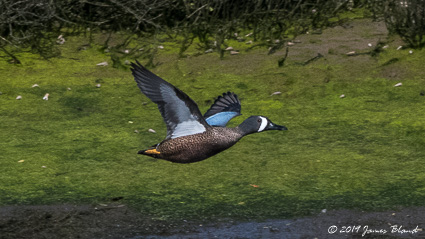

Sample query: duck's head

[238,116,287,136]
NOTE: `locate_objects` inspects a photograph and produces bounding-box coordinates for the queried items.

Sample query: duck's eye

[257,119,262,123]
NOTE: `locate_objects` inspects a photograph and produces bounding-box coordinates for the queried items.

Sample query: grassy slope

[1,23,425,221]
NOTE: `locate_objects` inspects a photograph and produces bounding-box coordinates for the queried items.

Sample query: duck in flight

[131,61,287,163]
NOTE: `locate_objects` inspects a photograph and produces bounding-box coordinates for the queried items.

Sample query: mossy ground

[1,19,425,221]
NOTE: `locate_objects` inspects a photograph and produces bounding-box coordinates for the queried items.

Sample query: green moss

[1,30,425,221]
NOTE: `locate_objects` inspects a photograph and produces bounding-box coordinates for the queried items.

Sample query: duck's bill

[266,122,288,131]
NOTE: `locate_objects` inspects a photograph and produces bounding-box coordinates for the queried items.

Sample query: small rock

[368,43,372,47]
[18,160,24,163]
[409,50,413,54]
[270,91,281,96]
[225,46,234,51]
[397,46,402,50]
[245,40,253,44]
[245,32,253,37]
[148,129,156,133]
[97,62,108,66]
[394,82,402,87]
[204,49,213,53]
[340,94,345,98]
[230,51,239,55]
[287,42,295,46]
[43,93,49,100]
[321,209,327,213]
[96,84,101,88]
[32,84,39,88]
[56,35,65,45]
[158,45,164,49]
[16,95,22,100]
[346,51,356,56]
[312,9,317,13]
[124,49,130,54]
[382,45,389,49]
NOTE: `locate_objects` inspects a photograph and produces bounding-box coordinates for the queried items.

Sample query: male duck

[131,61,287,163]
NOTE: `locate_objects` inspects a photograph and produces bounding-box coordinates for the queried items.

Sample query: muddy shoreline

[1,204,424,238]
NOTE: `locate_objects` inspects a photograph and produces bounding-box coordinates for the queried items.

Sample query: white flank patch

[258,117,268,132]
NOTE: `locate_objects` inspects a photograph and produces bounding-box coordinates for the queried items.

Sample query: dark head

[237,116,287,136]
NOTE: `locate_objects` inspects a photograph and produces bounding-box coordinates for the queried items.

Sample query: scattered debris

[57,35,65,45]
[302,53,323,66]
[225,46,234,51]
[287,42,295,46]
[368,43,372,47]
[205,49,213,53]
[394,82,402,87]
[139,48,144,51]
[41,166,47,168]
[321,209,327,213]
[346,51,356,56]
[67,87,71,91]
[245,40,253,44]
[397,46,402,50]
[16,95,22,100]
[31,84,39,88]
[148,129,156,133]
[43,93,49,100]
[409,50,413,54]
[233,33,238,37]
[0,92,2,95]
[134,130,139,134]
[230,51,239,55]
[18,160,24,163]
[96,62,108,66]
[128,121,133,124]
[245,32,253,37]
[340,94,346,98]
[250,184,259,188]
[274,39,280,44]
[158,45,164,49]
[96,84,101,88]
[271,91,281,96]
[124,60,131,65]
[382,45,389,49]
[124,49,130,54]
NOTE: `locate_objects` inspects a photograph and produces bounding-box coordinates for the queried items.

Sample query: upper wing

[131,61,210,139]
[204,92,241,127]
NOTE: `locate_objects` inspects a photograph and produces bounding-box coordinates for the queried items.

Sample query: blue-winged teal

[131,61,287,163]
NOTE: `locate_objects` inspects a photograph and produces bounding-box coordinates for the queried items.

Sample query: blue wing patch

[204,92,242,126]
[206,112,241,127]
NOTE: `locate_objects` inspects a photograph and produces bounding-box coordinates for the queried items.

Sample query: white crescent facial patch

[258,116,268,132]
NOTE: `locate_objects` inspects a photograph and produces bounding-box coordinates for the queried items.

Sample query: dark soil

[1,204,424,239]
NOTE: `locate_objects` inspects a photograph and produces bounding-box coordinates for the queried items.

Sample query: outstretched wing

[131,61,210,139]
[204,92,241,127]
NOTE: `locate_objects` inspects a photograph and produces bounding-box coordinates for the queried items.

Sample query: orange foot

[144,148,161,155]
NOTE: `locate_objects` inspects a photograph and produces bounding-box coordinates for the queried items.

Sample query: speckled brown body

[146,127,244,163]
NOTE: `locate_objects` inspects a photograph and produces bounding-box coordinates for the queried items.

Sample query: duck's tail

[138,148,161,158]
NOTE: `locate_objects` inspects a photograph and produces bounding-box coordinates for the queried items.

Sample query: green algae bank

[1,17,425,238]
